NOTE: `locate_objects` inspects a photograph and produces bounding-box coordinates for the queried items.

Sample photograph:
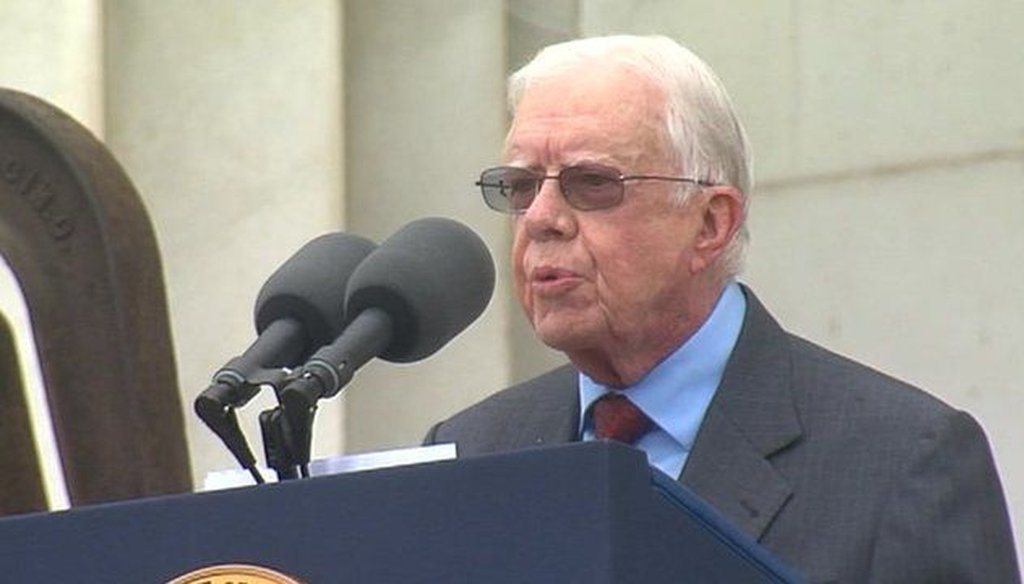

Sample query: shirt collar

[578,280,747,449]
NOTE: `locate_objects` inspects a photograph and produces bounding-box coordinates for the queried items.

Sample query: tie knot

[592,393,652,445]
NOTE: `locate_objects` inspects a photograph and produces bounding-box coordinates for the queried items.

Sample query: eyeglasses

[476,164,714,214]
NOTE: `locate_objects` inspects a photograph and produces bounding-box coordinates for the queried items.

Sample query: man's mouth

[531,266,583,294]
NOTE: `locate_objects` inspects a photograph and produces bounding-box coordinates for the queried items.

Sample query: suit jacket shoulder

[425,364,579,457]
[684,288,1019,581]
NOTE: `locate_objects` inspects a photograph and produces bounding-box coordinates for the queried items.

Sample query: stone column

[342,0,513,452]
[103,0,345,483]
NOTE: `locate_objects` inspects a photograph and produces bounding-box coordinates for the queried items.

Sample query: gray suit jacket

[426,288,1019,583]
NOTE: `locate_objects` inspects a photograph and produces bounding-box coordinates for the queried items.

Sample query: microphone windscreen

[255,232,377,351]
[345,217,495,363]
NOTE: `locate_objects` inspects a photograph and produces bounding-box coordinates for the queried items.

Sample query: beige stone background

[1,0,1020,563]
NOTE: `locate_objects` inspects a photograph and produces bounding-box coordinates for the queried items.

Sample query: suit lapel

[681,287,802,541]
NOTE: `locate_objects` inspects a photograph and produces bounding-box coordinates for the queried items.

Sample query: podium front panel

[0,442,802,582]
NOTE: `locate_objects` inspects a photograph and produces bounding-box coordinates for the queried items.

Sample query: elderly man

[425,35,1018,582]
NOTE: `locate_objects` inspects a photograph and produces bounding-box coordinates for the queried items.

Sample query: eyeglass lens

[479,165,624,212]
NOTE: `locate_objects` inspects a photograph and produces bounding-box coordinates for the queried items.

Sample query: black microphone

[194,232,376,478]
[280,217,495,464]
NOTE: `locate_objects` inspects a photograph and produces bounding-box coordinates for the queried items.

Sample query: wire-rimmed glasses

[476,164,714,213]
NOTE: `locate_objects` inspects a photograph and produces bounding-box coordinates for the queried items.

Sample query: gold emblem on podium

[167,563,304,584]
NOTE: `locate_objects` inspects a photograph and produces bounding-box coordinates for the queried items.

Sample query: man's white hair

[508,35,753,276]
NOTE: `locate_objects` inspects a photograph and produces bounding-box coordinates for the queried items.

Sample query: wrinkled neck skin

[561,276,726,388]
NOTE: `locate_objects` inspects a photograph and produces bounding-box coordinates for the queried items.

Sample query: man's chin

[533,320,600,354]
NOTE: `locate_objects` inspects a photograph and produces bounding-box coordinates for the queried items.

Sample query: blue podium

[0,441,804,582]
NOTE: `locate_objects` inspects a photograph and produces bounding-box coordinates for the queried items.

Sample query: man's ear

[690,186,744,273]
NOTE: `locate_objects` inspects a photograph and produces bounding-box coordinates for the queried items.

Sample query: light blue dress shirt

[578,281,747,479]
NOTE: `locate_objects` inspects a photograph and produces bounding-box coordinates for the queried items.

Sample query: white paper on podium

[202,443,457,491]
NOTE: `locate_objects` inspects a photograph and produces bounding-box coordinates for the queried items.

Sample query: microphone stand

[275,308,395,475]
[196,364,298,484]
[195,381,267,485]
[257,368,319,481]
[259,406,304,480]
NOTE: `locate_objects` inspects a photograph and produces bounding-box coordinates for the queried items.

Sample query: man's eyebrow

[564,155,621,167]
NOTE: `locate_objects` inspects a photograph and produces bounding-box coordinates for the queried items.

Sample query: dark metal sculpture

[0,312,47,514]
[0,88,191,513]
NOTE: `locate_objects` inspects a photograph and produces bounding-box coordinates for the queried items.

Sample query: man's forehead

[514,63,665,119]
[504,65,670,165]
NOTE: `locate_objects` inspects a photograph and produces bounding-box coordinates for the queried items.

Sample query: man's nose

[521,176,576,240]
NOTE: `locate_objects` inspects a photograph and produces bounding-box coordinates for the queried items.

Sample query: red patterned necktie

[592,393,652,444]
